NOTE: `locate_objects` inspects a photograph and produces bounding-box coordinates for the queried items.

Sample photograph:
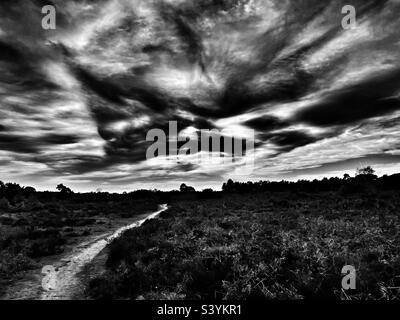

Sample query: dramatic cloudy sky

[1,0,400,192]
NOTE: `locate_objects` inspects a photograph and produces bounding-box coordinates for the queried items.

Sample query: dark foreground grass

[87,192,400,300]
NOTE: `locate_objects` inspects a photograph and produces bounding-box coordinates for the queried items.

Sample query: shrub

[0,198,11,211]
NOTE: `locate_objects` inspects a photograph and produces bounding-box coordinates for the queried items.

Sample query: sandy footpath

[1,204,167,300]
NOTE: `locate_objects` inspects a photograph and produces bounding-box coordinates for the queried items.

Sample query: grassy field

[86,191,400,300]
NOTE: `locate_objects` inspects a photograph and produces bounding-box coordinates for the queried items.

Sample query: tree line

[1,167,400,204]
[222,167,400,194]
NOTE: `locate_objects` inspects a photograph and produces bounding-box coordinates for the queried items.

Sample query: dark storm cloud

[33,153,110,174]
[0,40,24,62]
[41,133,80,145]
[293,68,400,127]
[190,0,392,119]
[243,117,322,152]
[211,33,325,117]
[158,2,205,69]
[265,130,319,152]
[174,162,198,173]
[73,67,127,106]
[0,40,58,93]
[0,133,40,154]
[71,63,205,127]
[244,116,288,131]
[0,132,81,154]
[97,114,215,160]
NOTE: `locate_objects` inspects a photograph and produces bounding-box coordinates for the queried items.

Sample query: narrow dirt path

[2,204,168,300]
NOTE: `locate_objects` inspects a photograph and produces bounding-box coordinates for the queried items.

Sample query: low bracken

[87,192,400,300]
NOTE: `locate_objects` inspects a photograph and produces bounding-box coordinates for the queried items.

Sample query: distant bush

[26,233,66,258]
[0,198,11,211]
[0,251,34,279]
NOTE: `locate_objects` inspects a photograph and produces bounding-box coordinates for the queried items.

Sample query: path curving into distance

[40,204,168,300]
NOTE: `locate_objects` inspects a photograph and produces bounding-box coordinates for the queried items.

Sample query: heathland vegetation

[0,183,158,296]
[86,168,400,300]
[1,167,400,299]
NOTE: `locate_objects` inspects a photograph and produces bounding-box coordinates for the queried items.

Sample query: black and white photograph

[0,0,400,310]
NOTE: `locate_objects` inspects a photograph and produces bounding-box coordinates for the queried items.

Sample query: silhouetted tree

[222,179,234,192]
[357,166,376,177]
[56,184,73,194]
[23,186,36,194]
[0,181,4,198]
[0,197,11,210]
[356,166,378,184]
[2,182,23,201]
[180,183,195,193]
